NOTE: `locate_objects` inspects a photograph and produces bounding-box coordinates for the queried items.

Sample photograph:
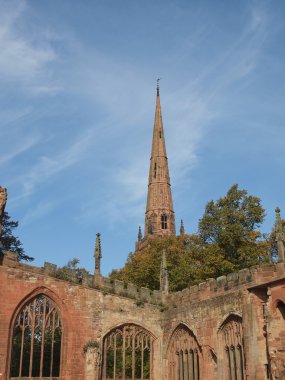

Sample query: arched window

[220,315,244,380]
[102,324,154,380]
[168,324,201,380]
[9,294,62,379]
[161,214,167,230]
[277,301,285,320]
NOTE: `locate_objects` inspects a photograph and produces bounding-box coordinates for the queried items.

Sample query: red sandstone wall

[1,253,285,380]
[0,256,162,380]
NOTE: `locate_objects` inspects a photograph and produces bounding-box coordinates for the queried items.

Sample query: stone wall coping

[2,251,284,309]
[0,251,161,306]
[166,262,284,306]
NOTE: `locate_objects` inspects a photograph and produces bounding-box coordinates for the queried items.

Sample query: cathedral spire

[144,81,176,238]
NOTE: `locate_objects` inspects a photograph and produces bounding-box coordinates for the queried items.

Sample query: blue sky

[1,0,285,275]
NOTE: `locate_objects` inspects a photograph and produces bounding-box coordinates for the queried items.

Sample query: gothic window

[9,294,62,379]
[159,130,162,138]
[168,324,201,380]
[102,324,154,380]
[161,214,167,230]
[220,315,244,380]
[277,301,285,320]
[154,163,157,178]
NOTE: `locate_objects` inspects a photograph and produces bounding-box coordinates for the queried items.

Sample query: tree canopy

[198,184,268,266]
[110,184,273,291]
[1,211,33,261]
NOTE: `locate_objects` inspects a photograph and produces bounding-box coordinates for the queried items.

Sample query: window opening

[168,325,200,380]
[10,294,62,379]
[102,324,154,380]
[161,214,167,230]
[154,163,157,178]
[220,315,244,380]
[159,130,162,138]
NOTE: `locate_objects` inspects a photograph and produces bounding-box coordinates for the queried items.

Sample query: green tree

[111,185,272,291]
[1,211,33,261]
[110,235,221,292]
[198,184,269,267]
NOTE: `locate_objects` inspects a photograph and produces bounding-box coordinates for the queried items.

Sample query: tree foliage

[110,185,273,291]
[1,211,33,261]
[50,258,89,283]
[198,184,267,265]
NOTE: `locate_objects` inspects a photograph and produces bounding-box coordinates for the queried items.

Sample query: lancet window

[102,324,154,380]
[9,294,62,379]
[220,315,244,380]
[168,325,201,380]
[161,214,167,230]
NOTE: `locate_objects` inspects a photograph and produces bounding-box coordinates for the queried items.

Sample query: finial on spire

[0,187,7,249]
[180,219,185,235]
[160,249,169,295]
[94,233,102,277]
[156,78,161,96]
[275,208,285,263]
[138,226,142,242]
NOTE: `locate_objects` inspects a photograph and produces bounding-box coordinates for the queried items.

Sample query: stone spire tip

[180,219,185,235]
[156,78,161,96]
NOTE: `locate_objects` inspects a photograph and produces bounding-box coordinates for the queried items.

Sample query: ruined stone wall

[0,253,162,380]
[1,251,285,380]
[162,263,285,380]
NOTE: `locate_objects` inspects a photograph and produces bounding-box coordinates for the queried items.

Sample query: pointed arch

[167,323,202,380]
[7,288,65,379]
[218,314,245,380]
[161,213,168,230]
[276,300,285,319]
[101,323,155,380]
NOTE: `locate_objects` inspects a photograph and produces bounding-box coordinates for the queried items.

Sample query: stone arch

[276,300,285,319]
[7,288,65,379]
[218,314,245,380]
[167,323,202,380]
[101,323,155,380]
[273,296,285,312]
[269,299,285,379]
[217,311,242,331]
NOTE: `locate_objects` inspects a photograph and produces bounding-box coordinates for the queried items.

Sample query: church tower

[144,81,176,238]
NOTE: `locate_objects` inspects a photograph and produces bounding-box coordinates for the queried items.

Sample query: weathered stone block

[140,287,151,302]
[127,283,138,299]
[113,279,125,295]
[217,275,227,287]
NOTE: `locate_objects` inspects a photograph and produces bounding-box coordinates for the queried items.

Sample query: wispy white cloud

[0,135,39,166]
[0,0,60,95]
[21,199,56,226]
[2,0,271,226]
[93,2,269,221]
[10,128,97,204]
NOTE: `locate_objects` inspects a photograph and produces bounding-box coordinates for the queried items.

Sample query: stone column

[85,347,101,380]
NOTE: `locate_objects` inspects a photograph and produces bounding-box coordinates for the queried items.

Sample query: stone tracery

[9,294,62,379]
[102,324,154,380]
[167,324,201,380]
[219,315,245,380]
